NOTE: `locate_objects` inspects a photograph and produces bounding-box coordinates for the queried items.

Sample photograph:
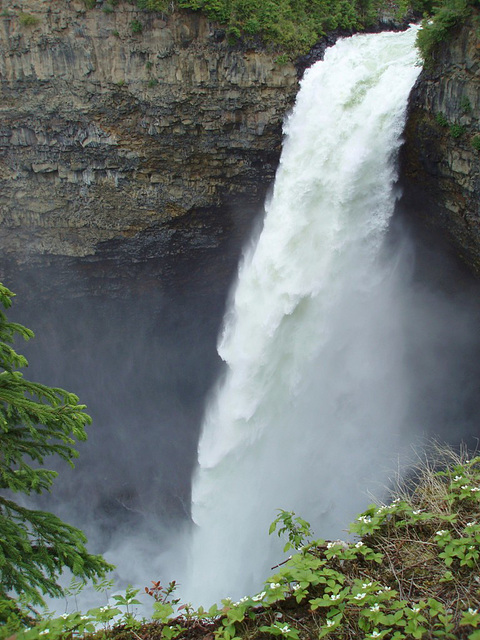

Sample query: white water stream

[179,27,423,606]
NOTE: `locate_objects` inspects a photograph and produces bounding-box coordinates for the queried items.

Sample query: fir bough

[0,283,113,618]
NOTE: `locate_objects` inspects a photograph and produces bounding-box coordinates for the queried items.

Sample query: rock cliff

[401,15,480,274]
[0,0,298,261]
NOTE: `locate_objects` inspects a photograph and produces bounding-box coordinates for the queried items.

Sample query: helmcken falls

[177,26,423,606]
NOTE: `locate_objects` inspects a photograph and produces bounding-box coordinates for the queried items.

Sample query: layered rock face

[0,0,298,260]
[401,16,480,274]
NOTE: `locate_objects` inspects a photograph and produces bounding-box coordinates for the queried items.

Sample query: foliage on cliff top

[112,0,407,55]
[416,0,476,65]
[6,445,480,640]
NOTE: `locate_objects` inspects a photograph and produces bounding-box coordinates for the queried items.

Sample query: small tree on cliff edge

[0,283,113,616]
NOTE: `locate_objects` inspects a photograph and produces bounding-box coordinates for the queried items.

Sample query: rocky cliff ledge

[401,16,480,274]
[0,0,298,260]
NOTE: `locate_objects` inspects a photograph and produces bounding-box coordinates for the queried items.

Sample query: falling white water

[181,28,422,606]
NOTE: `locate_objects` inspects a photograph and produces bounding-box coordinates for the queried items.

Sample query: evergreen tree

[0,283,113,613]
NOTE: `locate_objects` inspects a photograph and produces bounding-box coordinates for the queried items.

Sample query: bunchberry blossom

[468,608,478,615]
[471,487,480,492]
[326,619,335,627]
[466,522,476,527]
[61,613,69,619]
[40,631,49,636]
[358,515,372,523]
[355,541,364,548]
[370,603,380,612]
[435,530,447,536]
[454,475,463,481]
[293,584,302,591]
[327,541,337,549]
[329,593,341,601]
[412,509,422,515]
[99,606,110,613]
[252,591,266,601]
[362,582,373,588]
[412,605,421,612]
[370,631,381,638]
[354,592,366,600]
[279,624,291,634]
[462,485,470,490]
[270,583,281,589]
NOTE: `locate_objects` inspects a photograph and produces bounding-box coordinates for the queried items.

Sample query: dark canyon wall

[401,14,480,275]
[0,0,298,266]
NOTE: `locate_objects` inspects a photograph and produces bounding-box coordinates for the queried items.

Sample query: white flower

[252,591,266,601]
[354,592,366,600]
[435,530,447,536]
[412,605,421,612]
[370,631,381,638]
[327,541,337,549]
[293,584,302,591]
[358,515,372,523]
[471,487,480,492]
[326,619,335,627]
[454,475,463,481]
[362,582,373,588]
[462,485,470,490]
[412,510,422,515]
[468,608,478,615]
[270,583,281,590]
[40,631,49,636]
[60,613,69,619]
[466,521,476,527]
[370,603,380,611]
[99,606,110,613]
[329,593,341,601]
[355,541,364,548]
[81,615,89,620]
[280,624,291,634]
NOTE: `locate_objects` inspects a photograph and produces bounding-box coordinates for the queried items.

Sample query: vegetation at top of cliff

[126,0,405,54]
[4,445,480,640]
[0,283,113,624]
[416,0,475,65]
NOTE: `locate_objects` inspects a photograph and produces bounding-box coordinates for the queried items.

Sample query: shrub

[130,19,143,33]
[450,123,466,137]
[436,112,449,127]
[471,134,480,150]
[18,12,39,26]
[461,95,473,113]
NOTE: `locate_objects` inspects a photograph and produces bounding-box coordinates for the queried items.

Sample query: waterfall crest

[182,27,422,606]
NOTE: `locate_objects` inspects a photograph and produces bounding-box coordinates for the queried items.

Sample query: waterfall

[180,27,422,606]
